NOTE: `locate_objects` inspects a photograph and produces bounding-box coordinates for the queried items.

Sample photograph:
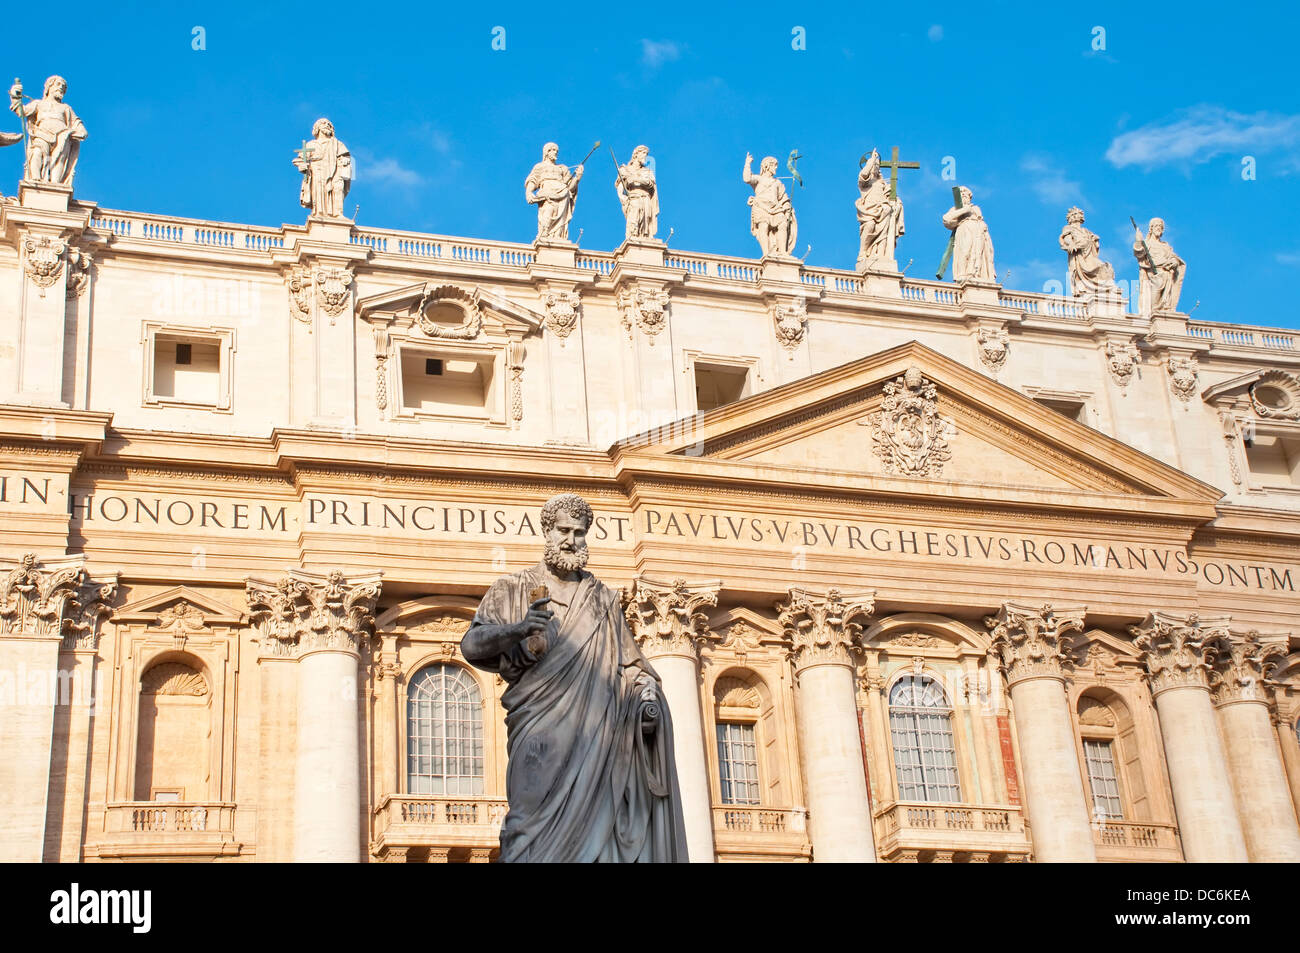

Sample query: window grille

[407,664,484,795]
[889,675,961,803]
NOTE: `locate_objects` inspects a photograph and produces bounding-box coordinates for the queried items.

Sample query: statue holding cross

[855,147,913,271]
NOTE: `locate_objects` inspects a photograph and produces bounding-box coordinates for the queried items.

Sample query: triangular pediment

[112,586,245,625]
[617,341,1222,503]
[357,281,542,334]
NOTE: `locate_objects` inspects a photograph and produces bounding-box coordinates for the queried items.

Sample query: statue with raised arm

[616,144,658,240]
[9,75,86,186]
[1132,217,1185,315]
[743,152,797,257]
[461,493,688,862]
[526,142,584,241]
[855,148,905,270]
[941,186,996,282]
[1059,207,1116,296]
[293,118,353,219]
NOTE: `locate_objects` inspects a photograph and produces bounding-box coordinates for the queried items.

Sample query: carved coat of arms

[868,366,953,477]
[23,235,67,294]
[314,267,353,319]
[1167,355,1198,404]
[544,290,580,342]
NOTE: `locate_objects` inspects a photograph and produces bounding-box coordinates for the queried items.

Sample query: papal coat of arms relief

[866,365,953,477]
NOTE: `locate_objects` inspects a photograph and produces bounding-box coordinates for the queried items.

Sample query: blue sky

[4,1,1298,328]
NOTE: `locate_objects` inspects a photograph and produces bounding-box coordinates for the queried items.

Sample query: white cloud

[362,157,424,188]
[1277,250,1300,266]
[1000,258,1069,295]
[1020,154,1085,207]
[641,39,681,68]
[927,24,943,42]
[1105,105,1300,168]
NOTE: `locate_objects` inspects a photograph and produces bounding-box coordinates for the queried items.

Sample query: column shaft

[1217,700,1300,862]
[652,653,714,863]
[795,663,876,862]
[1007,677,1097,862]
[295,650,361,862]
[0,636,61,861]
[1153,686,1247,862]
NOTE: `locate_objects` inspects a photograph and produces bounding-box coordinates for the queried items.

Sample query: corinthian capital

[246,568,382,658]
[1129,612,1228,696]
[984,602,1085,685]
[1207,630,1287,707]
[626,577,720,660]
[0,552,118,649]
[776,587,875,671]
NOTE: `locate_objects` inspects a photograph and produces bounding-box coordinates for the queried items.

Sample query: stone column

[627,577,721,864]
[0,553,115,862]
[777,587,877,862]
[1207,631,1300,862]
[248,569,381,863]
[1131,613,1248,862]
[985,603,1096,862]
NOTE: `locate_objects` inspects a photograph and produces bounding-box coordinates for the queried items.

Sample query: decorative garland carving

[416,284,483,339]
[1219,411,1243,488]
[507,340,525,423]
[870,366,953,478]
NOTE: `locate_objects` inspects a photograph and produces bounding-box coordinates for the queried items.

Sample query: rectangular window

[399,347,498,420]
[1034,397,1087,425]
[1245,433,1300,488]
[152,335,221,405]
[695,364,750,413]
[1084,739,1123,820]
[890,709,961,802]
[716,722,760,805]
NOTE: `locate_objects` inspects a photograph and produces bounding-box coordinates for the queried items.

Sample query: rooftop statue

[461,493,688,862]
[1132,217,1186,315]
[743,152,797,257]
[1059,207,1117,297]
[526,142,584,241]
[615,144,658,240]
[941,186,996,282]
[8,76,86,186]
[294,118,353,220]
[855,148,905,271]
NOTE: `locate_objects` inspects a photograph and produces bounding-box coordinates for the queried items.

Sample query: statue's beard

[544,540,588,575]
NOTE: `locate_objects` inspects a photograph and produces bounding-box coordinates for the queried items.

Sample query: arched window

[135,660,210,801]
[407,664,484,795]
[1078,696,1126,822]
[889,675,961,803]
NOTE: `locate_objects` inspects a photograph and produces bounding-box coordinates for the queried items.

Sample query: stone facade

[2,160,1299,863]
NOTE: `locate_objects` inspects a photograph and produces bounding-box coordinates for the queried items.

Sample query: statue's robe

[618,164,658,239]
[300,135,352,218]
[942,203,996,282]
[855,170,904,267]
[748,174,796,254]
[465,562,688,863]
[1059,223,1115,295]
[526,162,578,239]
[1138,234,1185,312]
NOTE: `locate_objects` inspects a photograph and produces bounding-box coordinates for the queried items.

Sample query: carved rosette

[314,267,354,321]
[618,285,669,341]
[287,269,314,326]
[868,365,953,477]
[976,327,1009,373]
[1207,630,1287,707]
[625,577,720,660]
[65,246,92,299]
[1167,355,1199,404]
[984,602,1085,685]
[0,552,118,649]
[416,284,483,340]
[771,297,807,353]
[245,568,382,658]
[776,587,876,671]
[1105,339,1140,390]
[23,235,67,296]
[543,289,581,343]
[1129,612,1228,696]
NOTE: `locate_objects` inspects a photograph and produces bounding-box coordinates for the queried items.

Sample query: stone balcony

[873,801,1031,862]
[370,794,505,862]
[1092,819,1182,862]
[711,804,812,862]
[89,801,241,860]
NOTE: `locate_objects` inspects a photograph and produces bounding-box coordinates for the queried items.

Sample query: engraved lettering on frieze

[23,235,67,295]
[1105,339,1140,390]
[315,267,353,322]
[867,365,953,477]
[414,284,483,340]
[543,289,581,343]
[1167,355,1198,404]
[0,552,118,649]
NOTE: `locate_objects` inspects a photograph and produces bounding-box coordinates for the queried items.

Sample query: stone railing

[1187,321,1296,351]
[900,279,960,306]
[712,804,807,834]
[92,801,241,859]
[351,228,536,268]
[997,289,1091,319]
[664,252,759,282]
[711,803,811,861]
[873,800,1030,861]
[575,251,616,275]
[1092,819,1181,861]
[89,210,286,252]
